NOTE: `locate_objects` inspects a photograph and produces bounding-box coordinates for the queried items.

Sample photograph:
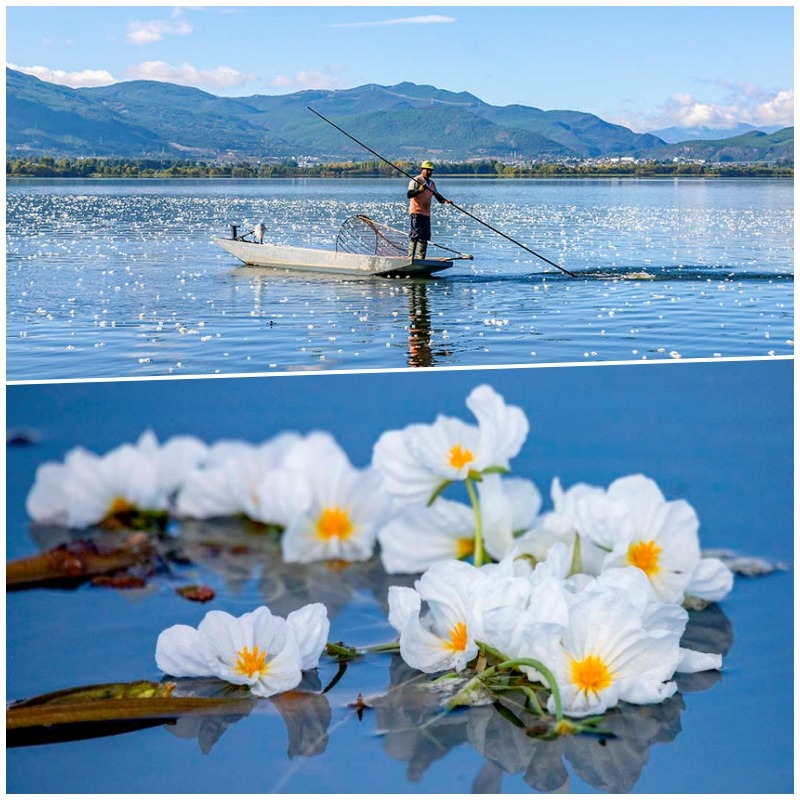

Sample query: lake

[5,177,793,380]
[5,359,793,793]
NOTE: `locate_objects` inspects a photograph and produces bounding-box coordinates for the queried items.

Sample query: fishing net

[336,215,407,256]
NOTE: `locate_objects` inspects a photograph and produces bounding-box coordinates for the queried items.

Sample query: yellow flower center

[99,496,135,529]
[108,496,134,515]
[570,654,613,696]
[627,539,662,576]
[234,645,268,678]
[455,537,474,560]
[315,507,354,541]
[448,444,475,470]
[444,621,468,652]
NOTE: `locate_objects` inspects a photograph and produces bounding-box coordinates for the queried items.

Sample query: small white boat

[214,216,470,278]
[213,236,457,278]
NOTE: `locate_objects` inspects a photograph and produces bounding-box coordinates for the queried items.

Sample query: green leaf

[7,681,256,730]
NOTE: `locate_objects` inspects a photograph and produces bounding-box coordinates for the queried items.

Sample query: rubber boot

[408,240,418,260]
[418,241,428,260]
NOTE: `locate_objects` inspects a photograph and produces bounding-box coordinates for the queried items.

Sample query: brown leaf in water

[176,584,216,603]
[7,536,155,588]
[91,574,148,590]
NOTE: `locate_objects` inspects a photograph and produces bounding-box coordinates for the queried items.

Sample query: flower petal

[155,624,215,678]
[286,603,330,671]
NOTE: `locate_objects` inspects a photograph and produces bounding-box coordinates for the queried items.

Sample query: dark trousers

[409,214,431,242]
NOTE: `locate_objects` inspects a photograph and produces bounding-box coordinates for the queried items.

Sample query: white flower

[286,603,331,670]
[279,432,391,563]
[134,430,208,498]
[155,603,329,698]
[513,478,607,574]
[527,568,723,718]
[372,385,529,504]
[377,474,541,574]
[578,474,733,604]
[479,474,542,561]
[175,433,305,521]
[546,586,682,717]
[388,560,485,673]
[26,431,207,529]
[685,557,735,602]
[473,570,568,667]
[378,498,475,574]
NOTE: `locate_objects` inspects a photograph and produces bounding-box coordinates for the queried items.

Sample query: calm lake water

[6,360,793,793]
[5,177,794,380]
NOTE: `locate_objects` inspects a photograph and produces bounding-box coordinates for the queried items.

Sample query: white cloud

[266,68,344,91]
[330,15,455,28]
[127,17,193,45]
[7,63,116,88]
[612,84,794,132]
[753,90,794,126]
[125,61,256,90]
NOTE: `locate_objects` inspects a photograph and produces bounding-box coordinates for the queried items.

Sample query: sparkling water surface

[5,361,793,793]
[5,177,793,379]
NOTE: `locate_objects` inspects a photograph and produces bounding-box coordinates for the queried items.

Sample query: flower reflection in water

[370,602,731,793]
[163,673,331,758]
[175,517,417,622]
[19,510,738,793]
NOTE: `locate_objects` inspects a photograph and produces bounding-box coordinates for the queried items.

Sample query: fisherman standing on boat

[407,160,451,260]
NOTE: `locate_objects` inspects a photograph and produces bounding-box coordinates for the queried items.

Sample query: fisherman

[407,160,451,260]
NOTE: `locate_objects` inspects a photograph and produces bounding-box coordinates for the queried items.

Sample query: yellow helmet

[420,160,435,169]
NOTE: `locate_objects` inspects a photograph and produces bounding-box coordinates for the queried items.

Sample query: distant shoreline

[7,174,793,181]
[6,157,793,180]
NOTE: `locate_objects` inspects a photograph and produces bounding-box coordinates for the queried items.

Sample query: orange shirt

[408,175,438,216]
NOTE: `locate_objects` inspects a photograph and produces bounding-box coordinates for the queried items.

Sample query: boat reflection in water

[232,270,451,370]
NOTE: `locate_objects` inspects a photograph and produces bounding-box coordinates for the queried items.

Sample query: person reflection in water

[406,282,452,368]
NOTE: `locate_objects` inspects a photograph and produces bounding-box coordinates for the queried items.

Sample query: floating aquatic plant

[17,383,737,729]
[156,604,330,698]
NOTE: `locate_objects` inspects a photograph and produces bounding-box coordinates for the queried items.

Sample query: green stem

[431,671,460,683]
[465,478,484,568]
[569,533,583,576]
[325,642,358,659]
[520,684,545,716]
[493,658,563,721]
[325,641,399,658]
[361,642,400,654]
[451,657,564,719]
[475,639,511,664]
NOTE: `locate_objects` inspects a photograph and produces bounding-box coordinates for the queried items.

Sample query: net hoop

[335,215,407,256]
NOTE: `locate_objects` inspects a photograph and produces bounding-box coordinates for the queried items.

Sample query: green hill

[5,69,792,164]
[649,127,794,163]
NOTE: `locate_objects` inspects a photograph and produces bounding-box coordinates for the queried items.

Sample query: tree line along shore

[6,156,793,179]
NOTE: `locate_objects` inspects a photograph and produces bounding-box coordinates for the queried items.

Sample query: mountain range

[6,68,793,164]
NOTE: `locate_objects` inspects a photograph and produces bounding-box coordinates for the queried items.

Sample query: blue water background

[5,177,793,380]
[5,359,793,792]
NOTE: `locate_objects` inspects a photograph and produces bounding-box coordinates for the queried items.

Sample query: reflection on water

[6,178,793,379]
[11,518,736,793]
[369,612,729,794]
[405,280,455,368]
[163,675,330,758]
[28,517,417,619]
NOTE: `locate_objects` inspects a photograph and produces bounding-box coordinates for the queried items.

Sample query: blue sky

[5,5,794,132]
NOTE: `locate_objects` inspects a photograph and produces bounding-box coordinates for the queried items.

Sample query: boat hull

[213,237,454,277]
